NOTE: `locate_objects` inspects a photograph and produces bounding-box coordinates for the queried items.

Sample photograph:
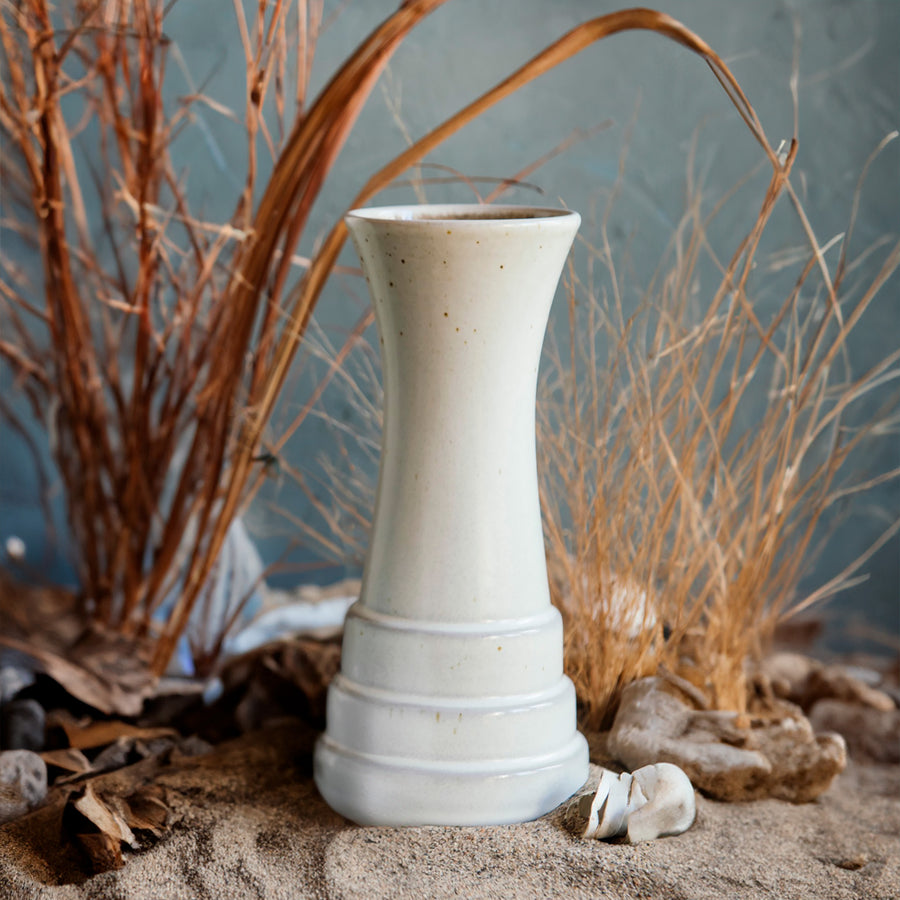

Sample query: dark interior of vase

[410,210,556,220]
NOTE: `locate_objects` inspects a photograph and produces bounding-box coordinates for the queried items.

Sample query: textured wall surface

[1,0,897,648]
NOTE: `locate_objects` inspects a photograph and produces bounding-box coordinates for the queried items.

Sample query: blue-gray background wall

[2,0,897,651]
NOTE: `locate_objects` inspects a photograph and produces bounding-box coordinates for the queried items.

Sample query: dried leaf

[73,832,123,873]
[122,784,170,837]
[0,635,154,717]
[89,735,179,774]
[207,636,341,735]
[282,639,342,715]
[0,578,83,649]
[223,637,340,716]
[56,720,177,752]
[40,748,92,776]
[73,785,137,846]
[63,783,138,873]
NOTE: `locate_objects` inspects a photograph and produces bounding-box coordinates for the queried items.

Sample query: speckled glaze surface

[314,205,588,825]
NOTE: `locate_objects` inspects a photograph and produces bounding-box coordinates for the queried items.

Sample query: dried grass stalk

[1,3,789,680]
[539,132,899,726]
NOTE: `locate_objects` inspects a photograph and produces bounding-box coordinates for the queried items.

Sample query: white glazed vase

[314,204,589,825]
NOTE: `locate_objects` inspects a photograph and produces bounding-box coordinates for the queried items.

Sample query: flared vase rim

[346,203,579,227]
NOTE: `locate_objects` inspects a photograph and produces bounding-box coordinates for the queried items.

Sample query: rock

[841,664,887,687]
[608,677,846,802]
[0,699,45,751]
[759,653,896,713]
[0,663,36,705]
[803,665,896,712]
[808,699,900,765]
[0,750,47,824]
[758,652,816,698]
[4,535,26,560]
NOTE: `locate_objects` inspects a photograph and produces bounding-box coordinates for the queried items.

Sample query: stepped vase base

[314,731,589,826]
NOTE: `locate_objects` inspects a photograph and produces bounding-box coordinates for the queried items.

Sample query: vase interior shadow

[349,204,573,222]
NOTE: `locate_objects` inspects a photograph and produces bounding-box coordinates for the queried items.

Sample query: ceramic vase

[314,204,589,825]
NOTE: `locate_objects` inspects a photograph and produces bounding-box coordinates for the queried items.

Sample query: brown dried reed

[0,2,786,681]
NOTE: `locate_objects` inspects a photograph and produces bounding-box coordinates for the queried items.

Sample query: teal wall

[2,0,897,650]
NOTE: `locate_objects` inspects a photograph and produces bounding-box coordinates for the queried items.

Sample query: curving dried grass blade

[150,0,450,672]
[152,7,790,676]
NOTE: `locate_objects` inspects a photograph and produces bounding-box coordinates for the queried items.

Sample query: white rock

[4,536,25,561]
[0,665,36,704]
[0,750,47,823]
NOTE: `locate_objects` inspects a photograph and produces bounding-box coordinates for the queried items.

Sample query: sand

[0,720,897,900]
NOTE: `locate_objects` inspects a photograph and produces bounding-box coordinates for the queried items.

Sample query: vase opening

[346,204,576,224]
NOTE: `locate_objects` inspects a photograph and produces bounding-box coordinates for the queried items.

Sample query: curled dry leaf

[63,783,137,873]
[217,636,342,731]
[88,736,179,777]
[52,718,178,752]
[0,635,154,718]
[40,748,92,779]
[62,782,173,875]
[121,784,171,839]
[0,581,155,716]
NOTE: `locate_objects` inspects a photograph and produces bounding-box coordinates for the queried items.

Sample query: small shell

[627,763,696,843]
[563,762,695,843]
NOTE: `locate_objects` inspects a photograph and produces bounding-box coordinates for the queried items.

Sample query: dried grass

[0,3,792,682]
[0,0,453,676]
[295,126,899,727]
[539,130,900,727]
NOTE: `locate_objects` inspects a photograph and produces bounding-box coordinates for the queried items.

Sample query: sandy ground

[0,719,897,900]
